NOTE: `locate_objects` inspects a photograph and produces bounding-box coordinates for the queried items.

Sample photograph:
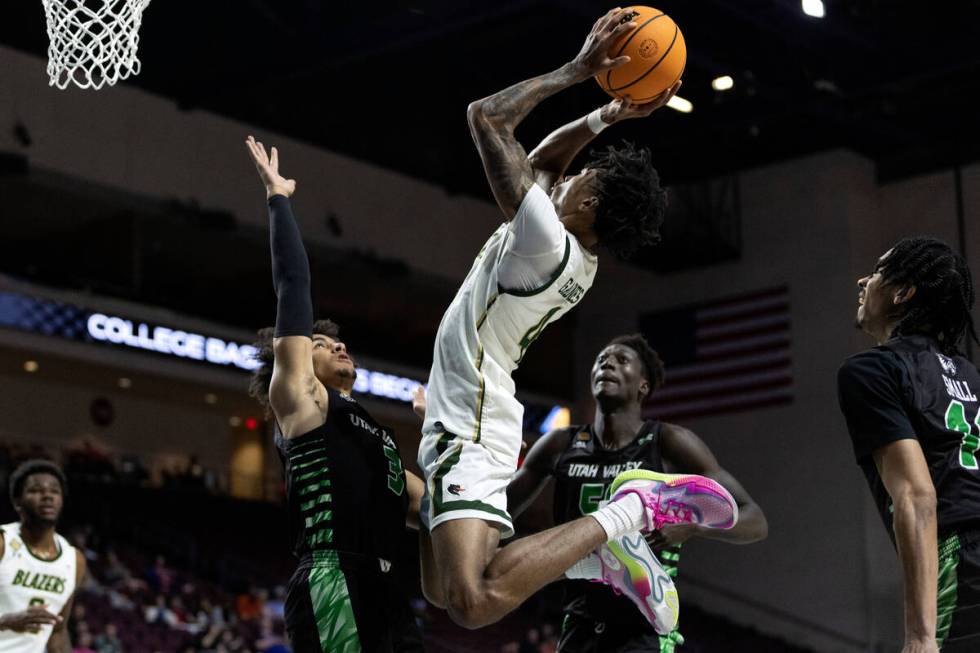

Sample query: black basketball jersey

[276,389,409,564]
[838,335,980,539]
[552,421,682,627]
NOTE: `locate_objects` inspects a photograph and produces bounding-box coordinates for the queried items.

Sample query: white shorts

[417,424,521,539]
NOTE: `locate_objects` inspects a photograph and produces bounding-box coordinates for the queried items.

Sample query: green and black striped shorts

[284,550,423,653]
[937,529,980,652]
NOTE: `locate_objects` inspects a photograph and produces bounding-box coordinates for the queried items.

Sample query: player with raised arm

[245,136,425,653]
[508,334,768,652]
[0,460,85,653]
[415,8,738,632]
[838,237,980,653]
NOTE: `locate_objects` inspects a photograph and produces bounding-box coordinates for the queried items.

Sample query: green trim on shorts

[432,442,464,516]
[309,561,361,652]
[430,435,513,528]
[937,533,961,649]
[436,499,512,524]
[473,347,487,443]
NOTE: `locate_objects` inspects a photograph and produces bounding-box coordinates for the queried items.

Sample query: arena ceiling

[4,0,980,198]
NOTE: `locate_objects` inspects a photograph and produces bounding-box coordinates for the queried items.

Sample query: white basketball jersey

[423,185,597,456]
[0,523,77,653]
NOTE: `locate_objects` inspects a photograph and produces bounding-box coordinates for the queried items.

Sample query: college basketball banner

[640,286,794,421]
[0,289,261,371]
[0,289,430,403]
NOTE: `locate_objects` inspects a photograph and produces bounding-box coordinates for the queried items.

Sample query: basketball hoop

[42,0,152,90]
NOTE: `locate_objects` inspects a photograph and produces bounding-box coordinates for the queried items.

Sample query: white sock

[589,493,645,541]
[565,552,602,580]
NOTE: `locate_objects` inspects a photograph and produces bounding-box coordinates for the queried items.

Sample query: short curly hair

[585,141,668,260]
[9,459,66,507]
[248,319,342,417]
[607,333,666,393]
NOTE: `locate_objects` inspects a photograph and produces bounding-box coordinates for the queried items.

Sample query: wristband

[587,109,610,134]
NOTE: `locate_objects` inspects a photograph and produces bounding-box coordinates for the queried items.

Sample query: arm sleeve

[268,195,314,338]
[837,350,917,461]
[498,184,568,291]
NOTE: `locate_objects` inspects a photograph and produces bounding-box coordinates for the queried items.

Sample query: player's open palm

[602,81,682,123]
[245,135,296,199]
[0,605,62,633]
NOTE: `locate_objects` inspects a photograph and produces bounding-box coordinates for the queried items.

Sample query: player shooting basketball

[415,8,737,632]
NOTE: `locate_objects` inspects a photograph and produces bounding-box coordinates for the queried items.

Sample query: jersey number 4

[945,400,980,470]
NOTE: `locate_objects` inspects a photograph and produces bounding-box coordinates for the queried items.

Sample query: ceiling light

[229,416,242,427]
[802,0,825,18]
[204,393,218,405]
[23,360,39,373]
[118,377,132,389]
[712,75,734,91]
[667,95,693,113]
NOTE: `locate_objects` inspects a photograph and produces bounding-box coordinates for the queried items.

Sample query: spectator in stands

[144,555,174,594]
[169,596,189,628]
[519,627,540,653]
[234,587,263,622]
[93,623,123,653]
[254,616,289,653]
[262,587,285,622]
[539,623,557,653]
[68,604,86,643]
[200,598,225,628]
[144,595,178,628]
[101,550,129,587]
[72,631,97,653]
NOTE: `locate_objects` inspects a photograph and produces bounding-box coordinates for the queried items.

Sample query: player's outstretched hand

[600,81,683,124]
[245,135,297,200]
[412,384,427,421]
[0,605,62,633]
[572,7,637,77]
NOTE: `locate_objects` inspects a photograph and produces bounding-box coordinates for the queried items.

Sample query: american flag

[640,287,793,421]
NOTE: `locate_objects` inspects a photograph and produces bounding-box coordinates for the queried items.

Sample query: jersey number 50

[946,400,980,470]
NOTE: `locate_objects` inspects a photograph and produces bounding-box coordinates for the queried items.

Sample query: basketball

[596,6,686,103]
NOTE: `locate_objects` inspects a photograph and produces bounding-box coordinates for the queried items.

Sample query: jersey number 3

[945,400,980,470]
[383,445,405,496]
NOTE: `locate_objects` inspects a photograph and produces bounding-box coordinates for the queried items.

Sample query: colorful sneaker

[609,469,738,532]
[597,532,679,634]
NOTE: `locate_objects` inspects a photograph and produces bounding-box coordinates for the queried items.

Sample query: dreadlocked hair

[248,319,341,418]
[9,459,66,507]
[879,236,978,356]
[585,141,667,260]
[608,333,666,393]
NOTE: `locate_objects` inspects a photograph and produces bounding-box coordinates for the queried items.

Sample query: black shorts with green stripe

[938,529,980,652]
[284,550,423,653]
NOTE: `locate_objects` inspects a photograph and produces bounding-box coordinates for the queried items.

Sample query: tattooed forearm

[467,62,588,218]
[475,62,587,130]
[467,109,536,218]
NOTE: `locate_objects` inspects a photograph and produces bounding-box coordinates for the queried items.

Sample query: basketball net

[42,0,152,90]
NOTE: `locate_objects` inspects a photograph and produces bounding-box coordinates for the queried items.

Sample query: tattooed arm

[466,7,635,218]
